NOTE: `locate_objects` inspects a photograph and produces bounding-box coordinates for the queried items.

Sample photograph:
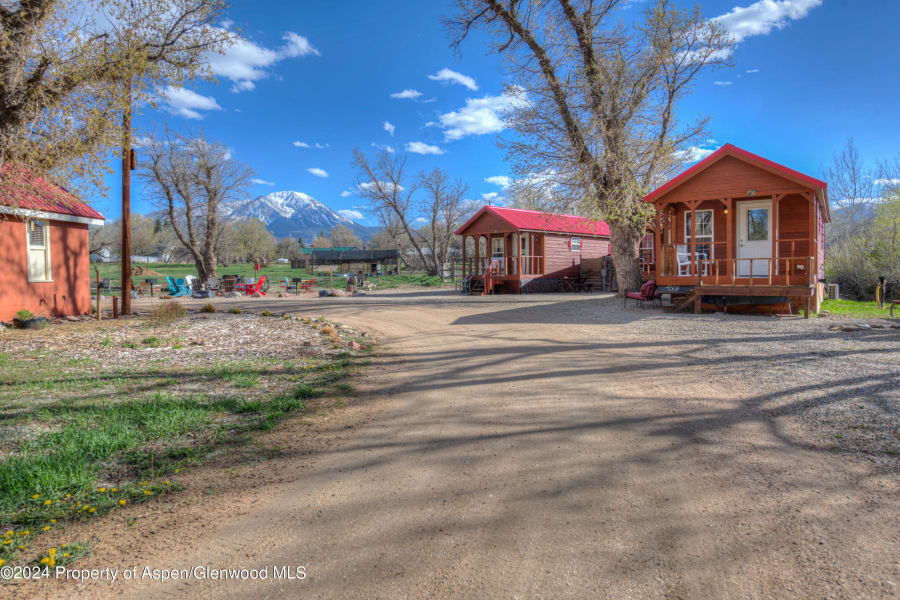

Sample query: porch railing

[658,243,814,286]
[464,255,543,277]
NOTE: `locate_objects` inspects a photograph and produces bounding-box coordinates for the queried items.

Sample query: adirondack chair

[282,277,298,294]
[624,280,662,309]
[240,275,267,296]
[221,275,237,294]
[299,278,314,291]
[164,276,178,295]
[169,277,190,298]
[184,275,200,293]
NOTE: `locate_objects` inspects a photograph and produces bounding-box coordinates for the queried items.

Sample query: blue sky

[95,0,900,224]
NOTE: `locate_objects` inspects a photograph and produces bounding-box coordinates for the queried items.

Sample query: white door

[520,234,531,274]
[737,200,772,277]
[491,236,504,274]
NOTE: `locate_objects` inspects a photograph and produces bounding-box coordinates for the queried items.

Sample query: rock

[65,315,80,322]
[870,323,886,329]
[841,325,862,332]
[857,322,871,329]
[251,291,262,298]
[828,325,842,331]
[225,292,241,298]
[352,291,366,296]
[282,313,291,319]
[302,340,312,346]
[318,290,329,297]
[277,292,286,298]
[360,331,368,337]
[349,341,362,350]
[330,289,346,297]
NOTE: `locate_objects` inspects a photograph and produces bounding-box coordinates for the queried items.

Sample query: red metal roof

[455,205,610,236]
[0,164,105,221]
[643,143,828,204]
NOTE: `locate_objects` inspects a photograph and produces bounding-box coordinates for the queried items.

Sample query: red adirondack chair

[239,275,267,296]
[624,280,662,309]
[299,278,315,291]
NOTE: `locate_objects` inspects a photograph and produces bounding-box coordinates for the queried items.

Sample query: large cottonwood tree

[447,0,733,292]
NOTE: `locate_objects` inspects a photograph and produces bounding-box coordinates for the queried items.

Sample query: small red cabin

[640,144,829,315]
[455,206,610,293]
[0,165,105,322]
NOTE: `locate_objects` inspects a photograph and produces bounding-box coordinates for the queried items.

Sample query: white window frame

[26,219,52,283]
[684,209,714,258]
[570,237,582,252]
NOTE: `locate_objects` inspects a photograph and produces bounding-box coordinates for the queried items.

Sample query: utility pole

[121,82,133,314]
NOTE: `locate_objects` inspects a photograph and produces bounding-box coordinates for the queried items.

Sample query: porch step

[666,290,700,313]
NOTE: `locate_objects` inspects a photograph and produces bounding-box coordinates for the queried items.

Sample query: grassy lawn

[0,313,368,567]
[822,299,896,319]
[91,262,450,294]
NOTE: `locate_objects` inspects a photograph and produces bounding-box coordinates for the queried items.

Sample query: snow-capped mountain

[222,191,374,241]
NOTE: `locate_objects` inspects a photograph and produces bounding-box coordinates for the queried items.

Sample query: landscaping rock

[349,341,362,350]
[319,290,329,297]
[251,291,262,298]
[841,325,862,332]
[65,315,80,322]
[857,323,872,329]
[302,340,312,346]
[352,291,366,296]
[225,292,241,298]
[330,289,346,297]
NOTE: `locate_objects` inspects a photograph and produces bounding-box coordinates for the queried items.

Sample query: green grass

[821,299,895,319]
[91,261,453,294]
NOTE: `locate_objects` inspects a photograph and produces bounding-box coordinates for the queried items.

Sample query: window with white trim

[570,237,581,252]
[684,210,714,259]
[26,219,52,282]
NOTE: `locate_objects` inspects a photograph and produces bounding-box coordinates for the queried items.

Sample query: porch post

[772,194,781,278]
[726,198,734,281]
[475,235,480,275]
[808,192,817,285]
[462,235,467,277]
[690,203,697,280]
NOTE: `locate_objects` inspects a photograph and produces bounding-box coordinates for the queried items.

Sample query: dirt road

[26,290,899,599]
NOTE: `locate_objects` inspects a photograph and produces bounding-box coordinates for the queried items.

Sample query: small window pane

[571,237,581,251]
[747,209,768,241]
[28,220,45,247]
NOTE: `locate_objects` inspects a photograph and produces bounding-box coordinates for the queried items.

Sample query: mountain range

[221,191,376,242]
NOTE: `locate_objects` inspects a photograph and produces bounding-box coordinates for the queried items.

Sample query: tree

[328,225,362,248]
[275,236,301,260]
[232,218,275,264]
[0,0,231,196]
[417,167,469,278]
[447,0,732,293]
[822,137,876,243]
[139,129,255,280]
[91,213,161,256]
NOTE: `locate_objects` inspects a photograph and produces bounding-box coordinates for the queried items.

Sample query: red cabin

[456,206,610,293]
[0,165,105,322]
[641,144,829,316]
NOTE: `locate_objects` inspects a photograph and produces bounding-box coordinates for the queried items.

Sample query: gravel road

[23,290,899,599]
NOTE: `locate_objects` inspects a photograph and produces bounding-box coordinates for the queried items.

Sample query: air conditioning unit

[826,283,839,300]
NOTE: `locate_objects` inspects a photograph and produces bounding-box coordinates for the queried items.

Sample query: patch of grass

[200,303,216,313]
[141,337,162,348]
[822,299,893,319]
[229,307,243,314]
[260,309,272,317]
[148,302,186,326]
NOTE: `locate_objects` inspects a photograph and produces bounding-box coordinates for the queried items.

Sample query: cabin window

[570,237,581,252]
[640,232,654,263]
[26,219,52,282]
[684,210,714,258]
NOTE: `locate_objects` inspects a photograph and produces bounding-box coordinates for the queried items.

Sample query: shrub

[148,302,186,326]
[260,310,272,317]
[15,309,34,320]
[200,303,216,313]
[229,307,243,314]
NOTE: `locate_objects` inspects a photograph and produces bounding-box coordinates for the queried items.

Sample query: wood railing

[694,256,815,286]
[464,255,544,278]
[659,242,727,278]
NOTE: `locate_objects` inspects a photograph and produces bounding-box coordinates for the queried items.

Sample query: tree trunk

[609,221,644,296]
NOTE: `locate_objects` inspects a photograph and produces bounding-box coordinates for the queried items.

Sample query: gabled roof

[0,164,105,224]
[643,143,828,204]
[299,246,357,255]
[455,205,610,237]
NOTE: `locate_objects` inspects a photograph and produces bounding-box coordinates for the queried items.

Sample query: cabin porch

[461,232,546,294]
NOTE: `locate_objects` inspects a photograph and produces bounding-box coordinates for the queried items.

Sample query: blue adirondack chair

[165,276,178,295]
[166,276,189,297]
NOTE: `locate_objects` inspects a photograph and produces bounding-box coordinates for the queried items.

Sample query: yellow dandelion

[3,530,11,536]
[40,557,49,564]
[141,480,148,486]
[49,548,56,556]
[75,546,81,550]
[98,487,106,493]
[50,519,56,524]
[163,481,170,485]
[88,507,96,513]
[3,540,11,545]
[32,494,39,499]
[42,526,50,531]
[44,499,52,505]
[17,545,25,551]
[65,494,71,498]
[119,499,126,506]
[111,488,118,492]
[80,506,88,511]
[175,469,180,473]
[143,490,152,496]
[0,559,4,566]
[63,553,69,558]
[49,560,55,567]
[20,530,30,536]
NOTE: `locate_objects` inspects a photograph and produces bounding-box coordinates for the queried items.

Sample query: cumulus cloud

[158,86,221,119]
[485,175,511,189]
[293,141,328,148]
[371,142,396,153]
[436,89,524,141]
[307,167,328,178]
[340,190,353,198]
[876,178,900,186]
[746,68,761,73]
[405,141,445,155]
[427,68,478,91]
[390,89,423,99]
[679,145,719,163]
[383,121,396,136]
[338,209,364,220]
[209,30,319,93]
[358,181,405,193]
[251,178,275,186]
[713,0,822,45]
[713,80,733,86]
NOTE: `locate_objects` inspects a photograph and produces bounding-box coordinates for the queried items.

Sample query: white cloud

[209,30,319,93]
[158,85,221,119]
[293,141,328,148]
[338,209,364,221]
[437,89,524,141]
[358,181,405,193]
[413,217,428,225]
[371,142,396,153]
[481,192,500,201]
[485,175,511,189]
[405,141,445,155]
[876,178,900,186]
[220,19,234,29]
[746,68,761,73]
[680,145,719,163]
[427,68,478,91]
[307,167,328,178]
[340,190,353,198]
[712,0,822,45]
[383,121,396,136]
[251,178,275,186]
[713,80,733,86]
[390,89,423,99]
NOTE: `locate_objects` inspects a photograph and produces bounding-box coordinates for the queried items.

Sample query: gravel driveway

[30,289,899,599]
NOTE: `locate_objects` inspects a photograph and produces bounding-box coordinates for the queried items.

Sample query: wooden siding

[544,233,609,278]
[458,211,515,236]
[658,155,812,203]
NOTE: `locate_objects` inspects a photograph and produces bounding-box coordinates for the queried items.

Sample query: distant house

[0,165,105,321]
[455,206,610,293]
